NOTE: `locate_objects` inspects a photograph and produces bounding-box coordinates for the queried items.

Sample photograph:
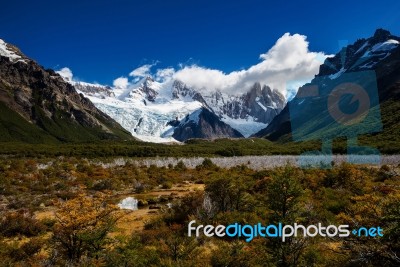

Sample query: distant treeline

[1,135,399,158]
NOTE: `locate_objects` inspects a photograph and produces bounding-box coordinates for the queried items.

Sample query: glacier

[70,76,284,143]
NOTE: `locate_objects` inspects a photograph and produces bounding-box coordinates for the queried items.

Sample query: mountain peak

[318,28,400,77]
[172,107,243,141]
[0,39,27,63]
[251,82,262,93]
[143,76,154,85]
[373,28,392,40]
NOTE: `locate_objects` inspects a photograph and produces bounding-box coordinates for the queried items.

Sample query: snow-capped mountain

[74,78,199,143]
[203,83,285,137]
[254,29,400,140]
[73,76,285,142]
[319,28,400,78]
[73,82,115,99]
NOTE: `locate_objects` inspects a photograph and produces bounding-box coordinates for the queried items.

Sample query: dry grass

[33,183,205,238]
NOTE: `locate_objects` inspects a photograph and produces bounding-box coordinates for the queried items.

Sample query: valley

[1,24,400,266]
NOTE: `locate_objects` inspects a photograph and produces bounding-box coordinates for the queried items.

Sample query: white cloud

[155,68,175,82]
[113,77,129,89]
[56,67,73,82]
[129,64,154,77]
[170,33,331,97]
[58,33,331,99]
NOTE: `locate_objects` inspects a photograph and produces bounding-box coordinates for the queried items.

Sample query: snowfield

[84,92,202,143]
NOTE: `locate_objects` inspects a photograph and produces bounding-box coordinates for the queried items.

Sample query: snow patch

[256,101,267,111]
[361,40,398,59]
[329,67,346,80]
[371,39,399,52]
[0,39,23,62]
[359,61,378,69]
[222,116,268,138]
[182,109,202,125]
[298,99,305,105]
[355,41,369,54]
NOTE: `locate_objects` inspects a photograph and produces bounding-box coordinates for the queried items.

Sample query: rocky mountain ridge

[0,38,133,143]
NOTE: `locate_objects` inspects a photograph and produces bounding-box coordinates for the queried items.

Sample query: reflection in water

[118,197,138,210]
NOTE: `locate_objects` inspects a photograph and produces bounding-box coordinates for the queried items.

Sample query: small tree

[267,165,303,224]
[196,158,218,171]
[174,160,187,171]
[52,190,118,264]
[338,192,400,266]
[265,164,306,267]
[205,175,250,214]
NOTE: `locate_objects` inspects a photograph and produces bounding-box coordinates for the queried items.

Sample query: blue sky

[1,0,399,86]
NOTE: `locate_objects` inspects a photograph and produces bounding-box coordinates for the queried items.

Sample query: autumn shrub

[318,187,351,220]
[205,174,253,214]
[210,241,256,267]
[20,237,45,258]
[335,163,366,193]
[133,179,151,193]
[164,191,204,225]
[104,235,161,267]
[161,181,173,189]
[52,191,119,263]
[0,241,24,263]
[376,164,397,182]
[337,192,400,266]
[55,190,77,200]
[0,210,45,237]
[0,173,12,195]
[143,224,201,264]
[91,178,118,191]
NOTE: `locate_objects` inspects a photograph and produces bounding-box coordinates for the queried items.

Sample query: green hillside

[0,102,58,143]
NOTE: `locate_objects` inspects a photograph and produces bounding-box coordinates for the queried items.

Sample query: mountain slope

[254,29,400,152]
[203,82,285,137]
[172,107,244,141]
[0,39,133,143]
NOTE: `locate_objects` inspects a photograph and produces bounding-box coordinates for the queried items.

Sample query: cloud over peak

[62,33,331,98]
[124,33,330,97]
[113,77,129,89]
[172,33,330,96]
[56,67,73,82]
[129,64,154,77]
